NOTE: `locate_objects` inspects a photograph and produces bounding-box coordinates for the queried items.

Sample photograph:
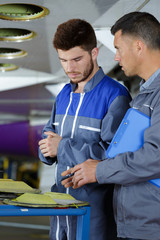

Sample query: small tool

[61,173,74,182]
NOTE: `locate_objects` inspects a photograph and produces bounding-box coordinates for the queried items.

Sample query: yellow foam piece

[0,180,38,193]
[45,192,75,200]
[14,192,57,204]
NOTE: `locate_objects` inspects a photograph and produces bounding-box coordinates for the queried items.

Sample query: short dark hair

[53,19,97,52]
[111,12,160,50]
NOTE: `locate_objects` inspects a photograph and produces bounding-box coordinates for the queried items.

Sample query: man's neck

[140,50,160,81]
[75,65,99,93]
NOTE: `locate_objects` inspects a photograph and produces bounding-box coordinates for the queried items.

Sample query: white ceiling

[0,0,159,121]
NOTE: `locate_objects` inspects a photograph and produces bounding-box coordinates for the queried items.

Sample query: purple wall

[0,121,44,158]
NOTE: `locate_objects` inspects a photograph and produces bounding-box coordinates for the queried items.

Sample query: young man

[62,12,160,240]
[39,19,131,240]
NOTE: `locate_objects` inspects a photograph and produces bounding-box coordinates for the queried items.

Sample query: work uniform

[97,68,160,240]
[39,67,131,240]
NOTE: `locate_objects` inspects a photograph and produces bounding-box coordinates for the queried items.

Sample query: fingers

[61,165,80,177]
[38,139,46,146]
[39,143,50,157]
[38,141,47,153]
[38,131,61,158]
[73,160,98,188]
[72,178,85,189]
[61,168,74,188]
[38,138,54,157]
[61,176,74,188]
[44,131,57,137]
[61,165,83,189]
[61,168,73,176]
[61,166,80,188]
[72,168,85,188]
[61,174,82,189]
[61,160,98,189]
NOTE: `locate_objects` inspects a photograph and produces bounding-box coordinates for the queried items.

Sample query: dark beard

[70,58,94,84]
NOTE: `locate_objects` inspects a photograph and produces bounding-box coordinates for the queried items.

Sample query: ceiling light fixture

[0,28,36,42]
[0,63,18,72]
[0,48,27,59]
[0,3,49,21]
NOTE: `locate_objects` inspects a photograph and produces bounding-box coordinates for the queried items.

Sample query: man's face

[114,30,139,77]
[57,46,94,84]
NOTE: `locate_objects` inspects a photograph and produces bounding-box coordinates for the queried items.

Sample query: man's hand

[61,159,100,189]
[38,131,62,158]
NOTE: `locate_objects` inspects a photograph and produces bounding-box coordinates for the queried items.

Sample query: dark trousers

[118,238,144,240]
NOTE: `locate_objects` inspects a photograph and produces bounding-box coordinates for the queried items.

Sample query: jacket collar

[140,68,160,93]
[140,68,160,91]
[71,67,105,92]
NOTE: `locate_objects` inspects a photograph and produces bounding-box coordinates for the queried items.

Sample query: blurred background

[0,0,159,239]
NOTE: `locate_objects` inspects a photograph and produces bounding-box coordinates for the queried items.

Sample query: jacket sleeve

[96,101,160,186]
[57,95,131,164]
[38,102,57,165]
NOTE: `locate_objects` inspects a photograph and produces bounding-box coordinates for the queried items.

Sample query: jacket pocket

[78,124,101,142]
[79,125,101,132]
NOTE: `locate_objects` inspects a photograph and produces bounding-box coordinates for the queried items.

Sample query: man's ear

[136,40,145,55]
[91,47,99,60]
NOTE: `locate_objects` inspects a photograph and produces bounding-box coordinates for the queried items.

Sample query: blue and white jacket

[39,67,131,195]
[39,67,131,239]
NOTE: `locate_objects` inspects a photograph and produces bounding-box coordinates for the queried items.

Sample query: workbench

[0,204,90,240]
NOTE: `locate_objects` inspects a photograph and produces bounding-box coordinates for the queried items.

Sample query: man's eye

[60,59,67,62]
[74,58,81,62]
